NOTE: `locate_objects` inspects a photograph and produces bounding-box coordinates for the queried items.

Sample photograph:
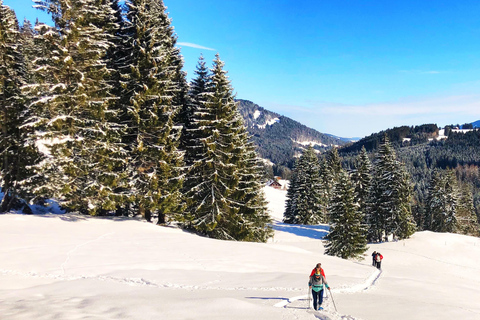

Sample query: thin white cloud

[267,94,480,138]
[399,70,442,74]
[317,95,480,117]
[177,42,215,51]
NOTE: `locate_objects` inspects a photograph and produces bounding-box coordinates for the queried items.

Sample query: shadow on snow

[273,222,329,240]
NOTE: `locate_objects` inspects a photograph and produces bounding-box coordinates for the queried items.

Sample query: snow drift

[1,187,480,320]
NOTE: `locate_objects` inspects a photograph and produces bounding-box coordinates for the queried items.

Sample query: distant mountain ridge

[236,99,347,167]
[471,120,480,128]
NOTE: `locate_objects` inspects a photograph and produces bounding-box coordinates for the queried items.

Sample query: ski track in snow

[0,267,381,320]
[274,268,381,320]
[0,269,303,292]
[60,232,115,275]
[1,228,380,319]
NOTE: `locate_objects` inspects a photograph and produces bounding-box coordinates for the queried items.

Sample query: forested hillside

[236,99,347,176]
[339,127,480,231]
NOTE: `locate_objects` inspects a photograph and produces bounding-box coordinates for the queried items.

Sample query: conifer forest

[1,0,479,248]
[0,0,272,242]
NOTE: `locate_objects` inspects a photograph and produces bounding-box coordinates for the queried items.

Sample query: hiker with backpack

[308,263,330,311]
[375,252,383,269]
[372,251,377,266]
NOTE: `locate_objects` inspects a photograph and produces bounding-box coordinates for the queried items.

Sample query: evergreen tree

[395,164,417,239]
[118,0,185,222]
[325,168,368,259]
[317,157,330,216]
[12,19,39,210]
[326,147,342,177]
[284,158,299,223]
[367,135,416,241]
[442,170,458,233]
[0,2,27,212]
[284,145,324,224]
[22,0,126,214]
[180,55,225,235]
[232,139,273,242]
[19,19,35,81]
[456,182,479,236]
[179,55,209,165]
[426,169,458,232]
[424,169,441,230]
[323,147,342,201]
[351,146,372,219]
[181,55,272,241]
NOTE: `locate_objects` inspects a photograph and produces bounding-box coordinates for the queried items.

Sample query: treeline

[340,130,480,239]
[284,137,417,259]
[341,124,439,153]
[286,135,480,258]
[0,0,272,242]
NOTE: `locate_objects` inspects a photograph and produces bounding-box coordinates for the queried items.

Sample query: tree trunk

[157,211,165,225]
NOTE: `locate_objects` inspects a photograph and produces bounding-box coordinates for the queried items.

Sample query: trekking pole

[307,286,311,309]
[328,289,338,312]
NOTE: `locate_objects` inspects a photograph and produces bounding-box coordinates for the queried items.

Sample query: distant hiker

[308,264,330,311]
[371,251,377,266]
[310,263,326,278]
[375,252,383,269]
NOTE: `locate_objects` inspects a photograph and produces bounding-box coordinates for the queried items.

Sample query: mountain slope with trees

[339,126,480,236]
[236,99,348,174]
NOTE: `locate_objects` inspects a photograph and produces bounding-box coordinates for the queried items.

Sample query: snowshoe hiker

[375,252,383,269]
[308,264,330,311]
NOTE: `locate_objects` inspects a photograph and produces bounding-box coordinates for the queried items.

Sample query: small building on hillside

[266,179,282,189]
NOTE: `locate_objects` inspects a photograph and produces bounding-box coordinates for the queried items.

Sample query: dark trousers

[376,261,382,269]
[312,289,324,310]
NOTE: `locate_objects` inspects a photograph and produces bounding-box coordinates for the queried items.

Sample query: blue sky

[6,0,480,138]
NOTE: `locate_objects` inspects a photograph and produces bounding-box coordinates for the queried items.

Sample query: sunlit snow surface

[1,186,480,319]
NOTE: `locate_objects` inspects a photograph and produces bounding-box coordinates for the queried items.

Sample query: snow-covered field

[1,187,480,320]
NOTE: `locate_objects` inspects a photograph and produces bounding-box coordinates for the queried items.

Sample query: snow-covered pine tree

[456,182,479,236]
[326,147,342,177]
[19,19,35,82]
[178,56,216,225]
[424,169,441,230]
[231,136,273,242]
[0,2,26,212]
[226,99,272,241]
[443,170,458,233]
[180,55,215,226]
[351,146,372,219]
[367,135,416,242]
[104,0,125,104]
[22,0,126,214]
[284,158,299,223]
[395,163,417,239]
[118,0,185,222]
[325,168,368,259]
[284,145,324,224]
[179,55,209,162]
[10,19,39,209]
[320,147,343,220]
[181,55,272,241]
[317,156,330,217]
[426,169,458,233]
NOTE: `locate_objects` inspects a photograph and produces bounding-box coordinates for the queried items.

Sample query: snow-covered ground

[1,187,480,320]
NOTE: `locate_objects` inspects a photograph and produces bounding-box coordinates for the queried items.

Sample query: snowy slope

[1,188,480,320]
